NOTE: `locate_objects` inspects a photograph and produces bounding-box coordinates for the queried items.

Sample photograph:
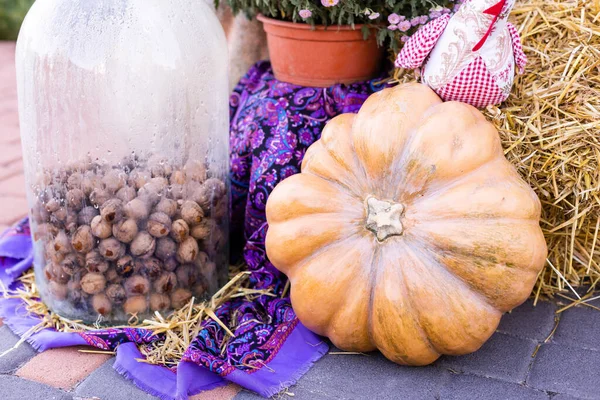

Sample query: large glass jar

[16,0,229,324]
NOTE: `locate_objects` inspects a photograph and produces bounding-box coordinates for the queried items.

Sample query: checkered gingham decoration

[507,22,527,73]
[435,56,504,108]
[395,14,451,70]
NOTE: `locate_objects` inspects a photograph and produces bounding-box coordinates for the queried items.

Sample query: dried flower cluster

[31,155,228,322]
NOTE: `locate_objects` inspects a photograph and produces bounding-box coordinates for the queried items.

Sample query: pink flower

[368,12,380,20]
[387,24,398,31]
[410,17,421,26]
[398,20,412,32]
[321,0,339,7]
[299,9,312,19]
[419,15,429,24]
[401,35,410,43]
[388,13,401,24]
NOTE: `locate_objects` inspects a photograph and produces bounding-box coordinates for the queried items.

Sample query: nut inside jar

[30,155,228,324]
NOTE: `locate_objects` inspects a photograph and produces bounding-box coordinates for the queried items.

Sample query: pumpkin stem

[365,197,405,242]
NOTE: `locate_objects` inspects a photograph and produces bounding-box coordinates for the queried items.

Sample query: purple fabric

[0,61,384,399]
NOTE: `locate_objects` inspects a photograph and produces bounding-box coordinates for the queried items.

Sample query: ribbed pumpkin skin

[265,83,547,366]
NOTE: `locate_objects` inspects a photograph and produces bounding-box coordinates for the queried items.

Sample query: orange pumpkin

[265,83,547,366]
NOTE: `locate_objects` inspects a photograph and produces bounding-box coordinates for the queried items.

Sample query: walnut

[98,238,126,260]
[78,206,99,225]
[130,232,156,258]
[48,281,69,300]
[155,237,177,261]
[45,198,60,213]
[90,188,111,207]
[147,212,171,238]
[81,272,106,295]
[176,237,199,263]
[180,201,204,226]
[100,198,123,223]
[91,215,112,239]
[169,170,185,185]
[66,188,85,211]
[170,219,189,243]
[204,178,226,199]
[149,293,171,312]
[176,264,199,288]
[154,198,177,218]
[102,169,126,193]
[53,231,72,254]
[183,160,207,182]
[171,288,192,309]
[112,219,139,243]
[190,222,211,240]
[124,198,149,221]
[129,169,152,190]
[92,293,112,316]
[153,272,177,294]
[116,186,137,203]
[105,267,122,284]
[164,257,178,272]
[123,296,148,315]
[141,257,163,279]
[116,255,136,278]
[66,172,83,190]
[85,250,109,273]
[106,284,127,304]
[61,253,82,275]
[71,225,94,253]
[124,275,150,296]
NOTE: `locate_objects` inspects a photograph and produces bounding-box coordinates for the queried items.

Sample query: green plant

[0,0,35,40]
[215,0,462,52]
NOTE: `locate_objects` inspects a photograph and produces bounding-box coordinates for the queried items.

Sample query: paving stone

[0,173,26,197]
[552,305,600,351]
[497,299,557,341]
[0,375,72,400]
[75,358,158,400]
[527,343,600,399]
[438,332,537,384]
[16,346,111,390]
[439,373,549,400]
[0,195,28,225]
[0,325,38,373]
[257,351,449,400]
[190,384,241,400]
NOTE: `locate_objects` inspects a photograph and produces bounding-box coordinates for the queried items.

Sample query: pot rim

[257,14,369,31]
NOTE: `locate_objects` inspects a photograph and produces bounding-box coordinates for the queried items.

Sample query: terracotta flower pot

[257,15,384,87]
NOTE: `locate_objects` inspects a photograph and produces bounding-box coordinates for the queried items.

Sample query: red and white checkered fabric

[434,56,505,108]
[507,22,527,74]
[395,15,451,70]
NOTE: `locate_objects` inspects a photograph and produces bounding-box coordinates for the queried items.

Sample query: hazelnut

[91,215,112,239]
[116,255,136,277]
[48,281,68,300]
[171,288,192,309]
[177,237,199,263]
[164,257,178,272]
[66,188,85,211]
[124,198,149,221]
[53,231,72,254]
[112,219,138,243]
[190,222,211,240]
[181,201,204,226]
[124,275,150,296]
[129,169,151,190]
[123,296,148,315]
[141,257,163,279]
[116,186,137,203]
[81,272,106,295]
[92,293,112,316]
[147,212,171,238]
[106,284,127,304]
[100,198,123,223]
[130,232,156,258]
[78,206,99,225]
[169,170,185,185]
[71,225,94,253]
[176,264,199,288]
[90,188,111,207]
[153,272,177,294]
[61,253,82,275]
[102,169,126,193]
[170,219,189,243]
[150,293,171,312]
[155,237,177,261]
[183,160,207,182]
[154,198,177,218]
[98,238,126,260]
[85,250,109,273]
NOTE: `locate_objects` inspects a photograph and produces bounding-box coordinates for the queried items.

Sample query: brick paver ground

[1,41,599,400]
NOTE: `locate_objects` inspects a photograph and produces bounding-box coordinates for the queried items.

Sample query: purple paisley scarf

[0,61,385,399]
